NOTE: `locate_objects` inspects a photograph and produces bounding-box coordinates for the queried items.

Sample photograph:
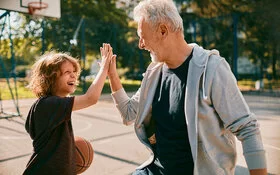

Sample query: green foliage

[0,78,141,100]
[177,0,280,79]
[0,78,34,100]
[238,78,280,91]
[0,0,279,81]
[74,79,141,95]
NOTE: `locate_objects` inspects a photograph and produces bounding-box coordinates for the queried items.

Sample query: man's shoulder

[207,54,225,67]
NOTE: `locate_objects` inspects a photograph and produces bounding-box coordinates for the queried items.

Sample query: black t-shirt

[152,51,193,174]
[24,96,75,175]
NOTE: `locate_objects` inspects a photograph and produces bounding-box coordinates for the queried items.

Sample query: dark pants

[132,158,194,175]
[132,158,164,175]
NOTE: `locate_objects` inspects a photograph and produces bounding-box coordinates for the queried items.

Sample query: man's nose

[138,39,144,49]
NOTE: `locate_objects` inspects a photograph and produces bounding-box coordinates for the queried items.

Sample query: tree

[1,0,140,77]
[177,0,279,80]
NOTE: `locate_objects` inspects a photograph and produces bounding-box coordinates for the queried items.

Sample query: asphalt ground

[0,93,279,175]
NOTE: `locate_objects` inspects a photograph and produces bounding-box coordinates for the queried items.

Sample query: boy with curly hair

[23,43,115,175]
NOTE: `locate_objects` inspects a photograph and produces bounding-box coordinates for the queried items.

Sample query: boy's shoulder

[33,96,74,109]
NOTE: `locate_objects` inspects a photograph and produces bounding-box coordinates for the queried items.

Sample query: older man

[108,0,267,174]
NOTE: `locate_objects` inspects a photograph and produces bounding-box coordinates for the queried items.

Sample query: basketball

[74,136,94,174]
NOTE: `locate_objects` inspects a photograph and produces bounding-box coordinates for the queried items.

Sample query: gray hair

[133,0,184,35]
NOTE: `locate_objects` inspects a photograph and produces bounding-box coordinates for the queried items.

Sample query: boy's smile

[53,60,78,97]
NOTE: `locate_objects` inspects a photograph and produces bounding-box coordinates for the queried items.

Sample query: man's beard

[150,52,159,63]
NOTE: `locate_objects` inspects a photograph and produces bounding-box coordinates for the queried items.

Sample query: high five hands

[99,43,116,72]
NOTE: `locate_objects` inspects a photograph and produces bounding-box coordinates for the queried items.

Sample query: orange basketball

[74,136,94,174]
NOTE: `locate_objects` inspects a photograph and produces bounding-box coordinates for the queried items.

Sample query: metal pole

[41,19,45,54]
[81,19,86,93]
[68,17,84,52]
[233,13,238,79]
[0,11,21,118]
[112,24,116,51]
[8,13,20,115]
[192,20,197,42]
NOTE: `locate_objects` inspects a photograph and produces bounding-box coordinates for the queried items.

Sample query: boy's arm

[72,43,115,111]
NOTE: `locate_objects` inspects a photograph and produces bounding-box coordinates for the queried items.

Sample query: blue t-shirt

[152,50,193,174]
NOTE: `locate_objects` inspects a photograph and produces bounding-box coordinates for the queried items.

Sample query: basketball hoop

[28,2,48,15]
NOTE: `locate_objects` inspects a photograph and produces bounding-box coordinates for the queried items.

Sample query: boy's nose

[70,72,76,78]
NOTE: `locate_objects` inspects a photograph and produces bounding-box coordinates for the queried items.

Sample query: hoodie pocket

[197,141,224,175]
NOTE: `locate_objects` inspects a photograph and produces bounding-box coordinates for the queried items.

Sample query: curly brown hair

[27,51,81,97]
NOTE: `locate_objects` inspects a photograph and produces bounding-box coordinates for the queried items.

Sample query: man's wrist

[249,168,267,175]
[108,73,119,79]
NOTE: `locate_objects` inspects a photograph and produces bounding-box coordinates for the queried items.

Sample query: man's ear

[159,24,168,38]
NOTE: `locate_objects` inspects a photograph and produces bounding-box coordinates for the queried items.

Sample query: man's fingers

[100,47,103,56]
[110,55,117,66]
[108,48,113,59]
[112,54,116,61]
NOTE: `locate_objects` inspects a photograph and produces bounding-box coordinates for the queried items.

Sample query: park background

[0,0,280,103]
[0,1,280,175]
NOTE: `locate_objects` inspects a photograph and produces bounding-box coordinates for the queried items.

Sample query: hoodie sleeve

[210,59,267,170]
[111,88,140,125]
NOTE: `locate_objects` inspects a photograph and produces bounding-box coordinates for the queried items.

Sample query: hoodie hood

[189,43,220,99]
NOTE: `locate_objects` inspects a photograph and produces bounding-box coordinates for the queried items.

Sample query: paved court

[0,93,279,175]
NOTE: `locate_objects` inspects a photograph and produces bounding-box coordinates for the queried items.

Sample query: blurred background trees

[0,0,279,81]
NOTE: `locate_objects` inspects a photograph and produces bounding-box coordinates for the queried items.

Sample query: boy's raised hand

[99,43,115,71]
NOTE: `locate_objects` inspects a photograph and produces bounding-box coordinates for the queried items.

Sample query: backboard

[0,0,60,18]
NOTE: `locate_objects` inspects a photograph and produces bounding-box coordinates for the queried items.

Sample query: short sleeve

[35,96,74,131]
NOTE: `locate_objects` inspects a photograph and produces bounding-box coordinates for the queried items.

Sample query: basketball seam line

[76,146,86,165]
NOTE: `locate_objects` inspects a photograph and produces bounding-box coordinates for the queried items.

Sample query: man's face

[137,18,161,62]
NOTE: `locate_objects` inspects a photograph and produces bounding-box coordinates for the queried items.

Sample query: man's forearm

[249,168,267,175]
[108,74,123,92]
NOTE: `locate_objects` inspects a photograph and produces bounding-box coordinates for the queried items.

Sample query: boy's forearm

[86,68,108,103]
[73,68,108,111]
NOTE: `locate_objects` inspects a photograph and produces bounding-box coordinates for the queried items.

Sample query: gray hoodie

[111,43,266,175]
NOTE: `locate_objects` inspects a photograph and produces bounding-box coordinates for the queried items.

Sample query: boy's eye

[64,71,71,75]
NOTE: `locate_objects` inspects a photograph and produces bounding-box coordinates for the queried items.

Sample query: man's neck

[164,38,192,69]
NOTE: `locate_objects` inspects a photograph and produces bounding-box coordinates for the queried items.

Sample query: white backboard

[0,0,60,18]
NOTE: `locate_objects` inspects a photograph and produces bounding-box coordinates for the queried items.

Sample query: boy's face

[53,60,78,97]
